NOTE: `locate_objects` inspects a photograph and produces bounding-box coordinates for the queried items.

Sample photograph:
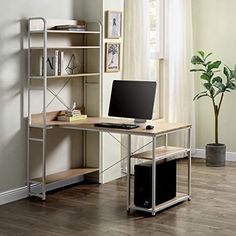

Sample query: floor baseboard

[0,176,84,206]
[193,149,236,162]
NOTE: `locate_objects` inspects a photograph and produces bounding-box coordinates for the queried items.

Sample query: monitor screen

[108,80,156,120]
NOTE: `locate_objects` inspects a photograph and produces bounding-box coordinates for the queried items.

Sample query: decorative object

[190,51,236,166]
[105,43,120,72]
[65,54,80,75]
[106,11,122,38]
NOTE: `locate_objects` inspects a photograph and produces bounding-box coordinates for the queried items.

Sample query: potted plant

[190,51,236,166]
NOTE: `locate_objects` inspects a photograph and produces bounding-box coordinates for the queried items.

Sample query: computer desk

[30,115,192,216]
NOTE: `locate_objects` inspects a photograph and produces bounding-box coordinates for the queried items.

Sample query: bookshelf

[27,17,102,200]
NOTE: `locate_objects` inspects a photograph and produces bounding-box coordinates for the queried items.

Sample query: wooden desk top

[31,114,191,137]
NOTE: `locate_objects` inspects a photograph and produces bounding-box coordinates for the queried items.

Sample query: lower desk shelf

[130,192,190,214]
[32,168,99,184]
[131,146,189,162]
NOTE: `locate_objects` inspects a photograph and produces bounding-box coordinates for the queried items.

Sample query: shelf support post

[127,134,131,212]
[152,136,156,215]
[187,127,192,199]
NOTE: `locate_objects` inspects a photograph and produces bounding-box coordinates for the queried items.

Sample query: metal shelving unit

[27,17,102,200]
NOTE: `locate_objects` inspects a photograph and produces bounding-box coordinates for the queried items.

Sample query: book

[40,50,59,76]
[52,24,86,31]
[57,114,87,122]
[58,51,64,75]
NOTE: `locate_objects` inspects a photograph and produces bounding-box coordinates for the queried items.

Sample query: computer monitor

[108,80,156,123]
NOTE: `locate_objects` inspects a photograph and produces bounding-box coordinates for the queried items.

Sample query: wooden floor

[0,158,236,236]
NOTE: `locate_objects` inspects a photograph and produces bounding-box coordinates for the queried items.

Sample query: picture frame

[105,43,120,72]
[106,11,122,38]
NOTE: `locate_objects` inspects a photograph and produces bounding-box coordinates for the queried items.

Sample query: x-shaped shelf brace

[43,77,72,112]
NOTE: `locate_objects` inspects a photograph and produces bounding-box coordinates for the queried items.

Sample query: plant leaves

[197,51,205,59]
[196,94,209,100]
[214,83,225,92]
[204,53,213,61]
[207,61,221,71]
[203,83,212,90]
[190,69,206,72]
[223,66,229,79]
[193,91,208,101]
[212,76,222,84]
[193,91,208,100]
[226,81,236,90]
[200,74,210,82]
[191,55,204,65]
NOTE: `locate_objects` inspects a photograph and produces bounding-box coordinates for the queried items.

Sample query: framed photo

[105,43,120,72]
[106,11,122,38]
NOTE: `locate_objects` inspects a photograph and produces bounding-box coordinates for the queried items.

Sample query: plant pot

[205,143,226,167]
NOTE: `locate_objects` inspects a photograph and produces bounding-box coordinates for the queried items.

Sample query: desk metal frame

[126,126,191,216]
[27,117,191,215]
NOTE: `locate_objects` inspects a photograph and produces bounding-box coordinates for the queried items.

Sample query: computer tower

[134,160,176,208]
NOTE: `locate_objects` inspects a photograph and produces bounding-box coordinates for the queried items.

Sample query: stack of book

[57,109,87,122]
[40,50,64,76]
[52,23,86,31]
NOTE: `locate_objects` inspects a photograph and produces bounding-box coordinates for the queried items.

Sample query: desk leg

[188,128,192,200]
[152,136,156,216]
[127,134,131,212]
[42,128,46,201]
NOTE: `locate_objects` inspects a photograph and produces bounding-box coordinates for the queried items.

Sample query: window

[149,0,164,118]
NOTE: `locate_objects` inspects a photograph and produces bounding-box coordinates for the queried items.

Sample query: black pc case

[134,160,176,208]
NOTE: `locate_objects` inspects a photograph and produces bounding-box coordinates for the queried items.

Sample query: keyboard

[94,122,139,129]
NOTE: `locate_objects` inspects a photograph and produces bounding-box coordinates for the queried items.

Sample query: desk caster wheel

[127,208,131,213]
[151,212,156,216]
[188,196,192,201]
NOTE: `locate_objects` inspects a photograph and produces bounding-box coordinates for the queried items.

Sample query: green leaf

[193,91,208,100]
[223,67,229,79]
[204,53,213,61]
[191,55,204,65]
[197,51,205,59]
[200,74,210,82]
[207,61,221,71]
[226,81,236,90]
[212,76,222,84]
[196,94,209,100]
[193,91,208,101]
[190,69,206,72]
[203,83,212,90]
[203,61,212,67]
[214,83,225,92]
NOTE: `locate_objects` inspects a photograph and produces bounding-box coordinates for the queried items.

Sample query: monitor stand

[134,119,146,124]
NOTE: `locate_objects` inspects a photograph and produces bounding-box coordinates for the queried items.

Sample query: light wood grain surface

[31,114,191,137]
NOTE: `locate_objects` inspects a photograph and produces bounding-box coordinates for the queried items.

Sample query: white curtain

[123,0,152,157]
[122,0,151,173]
[164,0,195,147]
[123,0,150,82]
[122,0,195,168]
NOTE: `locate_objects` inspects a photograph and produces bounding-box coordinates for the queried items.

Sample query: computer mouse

[146,125,154,130]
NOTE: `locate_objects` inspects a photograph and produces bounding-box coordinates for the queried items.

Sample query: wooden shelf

[30,46,100,50]
[30,30,100,34]
[131,146,189,162]
[30,73,100,80]
[32,168,98,184]
[130,192,189,214]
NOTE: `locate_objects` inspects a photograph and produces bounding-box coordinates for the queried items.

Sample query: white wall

[0,0,124,196]
[0,0,74,192]
[74,0,124,183]
[192,0,236,154]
